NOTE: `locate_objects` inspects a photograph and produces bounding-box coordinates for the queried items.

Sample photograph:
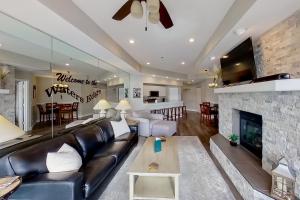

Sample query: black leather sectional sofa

[0,118,138,200]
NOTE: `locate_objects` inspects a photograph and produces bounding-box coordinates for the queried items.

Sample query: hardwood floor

[176,111,218,150]
[176,111,243,200]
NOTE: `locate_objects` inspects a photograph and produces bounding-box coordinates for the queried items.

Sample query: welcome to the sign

[56,73,97,86]
[45,73,102,103]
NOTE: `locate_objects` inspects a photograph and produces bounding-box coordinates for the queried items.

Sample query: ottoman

[150,120,177,137]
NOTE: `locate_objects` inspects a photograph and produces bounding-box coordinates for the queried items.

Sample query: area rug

[99,136,235,200]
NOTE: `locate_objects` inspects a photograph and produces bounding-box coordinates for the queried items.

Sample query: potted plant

[228,133,239,146]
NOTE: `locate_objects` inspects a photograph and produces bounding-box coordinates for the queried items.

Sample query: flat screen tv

[221,38,257,86]
[150,91,159,97]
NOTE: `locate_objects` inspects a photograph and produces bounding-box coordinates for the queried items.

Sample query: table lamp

[115,99,131,118]
[0,115,25,143]
[93,99,112,118]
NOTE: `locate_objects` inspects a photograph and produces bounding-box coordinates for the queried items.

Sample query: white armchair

[127,111,176,137]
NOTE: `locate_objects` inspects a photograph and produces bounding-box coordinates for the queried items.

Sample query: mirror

[0,12,129,148]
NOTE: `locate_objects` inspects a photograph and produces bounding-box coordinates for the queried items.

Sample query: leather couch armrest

[11,171,84,200]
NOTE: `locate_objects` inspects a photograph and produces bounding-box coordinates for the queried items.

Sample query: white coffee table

[128,137,180,200]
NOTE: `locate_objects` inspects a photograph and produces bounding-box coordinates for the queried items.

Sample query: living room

[0,0,300,200]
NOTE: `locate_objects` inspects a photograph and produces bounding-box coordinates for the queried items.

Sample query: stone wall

[0,66,15,123]
[254,9,300,78]
[210,140,273,200]
[218,91,300,198]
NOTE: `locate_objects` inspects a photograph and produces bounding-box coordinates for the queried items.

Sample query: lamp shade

[147,0,160,13]
[0,115,25,143]
[93,99,112,111]
[115,99,132,111]
[131,0,143,19]
[149,12,160,24]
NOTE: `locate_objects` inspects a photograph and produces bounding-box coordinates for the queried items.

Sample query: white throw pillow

[46,144,82,173]
[110,118,131,138]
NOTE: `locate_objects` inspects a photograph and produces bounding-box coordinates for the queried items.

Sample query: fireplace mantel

[214,79,300,94]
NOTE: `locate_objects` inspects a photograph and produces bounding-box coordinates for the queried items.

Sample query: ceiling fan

[112,0,174,29]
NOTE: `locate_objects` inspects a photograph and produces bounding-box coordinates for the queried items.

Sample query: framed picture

[124,88,129,98]
[133,88,141,98]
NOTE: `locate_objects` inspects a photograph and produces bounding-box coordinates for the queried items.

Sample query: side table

[126,119,139,134]
[0,176,22,200]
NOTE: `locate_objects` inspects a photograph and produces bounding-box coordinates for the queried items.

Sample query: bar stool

[177,106,183,118]
[182,106,187,118]
[171,107,177,121]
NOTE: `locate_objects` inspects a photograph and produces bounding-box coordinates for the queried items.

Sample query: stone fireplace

[211,80,300,199]
[239,110,263,159]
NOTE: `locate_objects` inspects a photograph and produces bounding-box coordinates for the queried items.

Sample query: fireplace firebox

[240,111,263,159]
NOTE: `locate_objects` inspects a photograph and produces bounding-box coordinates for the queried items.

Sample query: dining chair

[60,104,73,123]
[72,102,79,120]
[200,104,211,122]
[37,104,49,122]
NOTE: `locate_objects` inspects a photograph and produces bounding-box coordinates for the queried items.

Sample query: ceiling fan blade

[159,1,173,29]
[112,0,134,21]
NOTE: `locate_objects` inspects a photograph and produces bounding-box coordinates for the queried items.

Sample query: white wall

[129,74,182,110]
[143,85,167,97]
[167,87,181,101]
[182,78,218,112]
[199,79,218,103]
[143,76,183,86]
[182,87,198,111]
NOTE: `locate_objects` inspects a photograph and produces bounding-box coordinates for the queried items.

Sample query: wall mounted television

[150,91,159,97]
[220,38,257,86]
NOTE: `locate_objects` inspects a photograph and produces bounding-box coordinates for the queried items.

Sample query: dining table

[46,103,73,126]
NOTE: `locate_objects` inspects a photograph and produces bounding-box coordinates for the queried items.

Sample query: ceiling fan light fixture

[147,0,160,13]
[148,12,160,24]
[131,0,143,19]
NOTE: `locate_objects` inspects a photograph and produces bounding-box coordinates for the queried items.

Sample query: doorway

[196,87,202,112]
[15,80,29,131]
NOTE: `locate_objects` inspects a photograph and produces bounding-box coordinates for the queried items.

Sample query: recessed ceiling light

[222,55,229,59]
[0,43,2,47]
[210,56,216,61]
[181,62,185,65]
[146,62,150,65]
[189,38,195,43]
[129,39,135,44]
[65,63,70,66]
[113,75,117,78]
[177,78,180,81]
[235,28,247,36]
[152,74,156,77]
[235,63,241,66]
[192,80,194,82]
[166,76,169,79]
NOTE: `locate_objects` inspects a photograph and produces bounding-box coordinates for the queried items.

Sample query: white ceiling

[72,0,235,75]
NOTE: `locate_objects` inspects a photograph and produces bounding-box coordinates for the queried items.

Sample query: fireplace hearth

[240,111,262,159]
